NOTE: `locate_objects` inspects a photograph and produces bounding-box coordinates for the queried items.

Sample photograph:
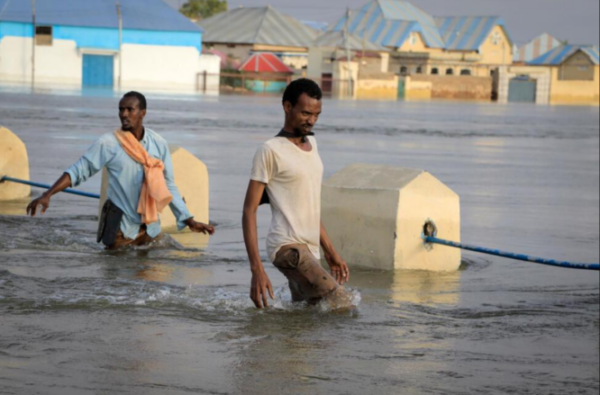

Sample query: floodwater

[0,88,599,395]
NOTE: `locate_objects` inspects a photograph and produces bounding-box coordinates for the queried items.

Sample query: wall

[306,48,325,79]
[559,52,595,81]
[497,66,551,105]
[404,77,432,100]
[409,75,493,101]
[280,54,308,70]
[332,61,359,99]
[0,30,215,91]
[206,43,252,70]
[119,43,206,90]
[0,36,83,85]
[0,22,202,51]
[550,65,600,105]
[399,32,428,52]
[197,54,221,91]
[356,72,398,100]
[478,25,513,66]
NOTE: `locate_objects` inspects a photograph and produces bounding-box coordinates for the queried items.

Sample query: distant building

[514,33,562,63]
[307,31,396,99]
[238,52,294,93]
[198,6,318,71]
[529,45,599,105]
[0,0,219,91]
[330,0,514,78]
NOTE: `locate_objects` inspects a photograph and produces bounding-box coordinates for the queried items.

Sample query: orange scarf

[114,130,172,224]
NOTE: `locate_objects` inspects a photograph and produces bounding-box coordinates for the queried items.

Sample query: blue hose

[424,236,599,271]
[0,176,100,200]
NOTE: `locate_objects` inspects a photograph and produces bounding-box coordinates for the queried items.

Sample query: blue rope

[424,236,600,271]
[0,176,100,200]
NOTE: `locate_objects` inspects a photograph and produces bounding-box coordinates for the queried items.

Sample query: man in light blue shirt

[27,92,214,249]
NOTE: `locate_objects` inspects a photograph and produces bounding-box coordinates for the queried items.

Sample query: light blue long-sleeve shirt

[65,128,192,240]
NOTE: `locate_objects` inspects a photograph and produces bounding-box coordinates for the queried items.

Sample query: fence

[196,72,355,98]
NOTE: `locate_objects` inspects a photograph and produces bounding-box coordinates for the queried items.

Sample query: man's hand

[251,268,275,309]
[325,252,350,285]
[26,193,51,217]
[185,219,215,235]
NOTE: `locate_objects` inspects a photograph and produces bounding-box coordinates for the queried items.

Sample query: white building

[0,0,219,91]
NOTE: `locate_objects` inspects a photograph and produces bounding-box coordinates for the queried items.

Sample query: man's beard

[293,126,312,136]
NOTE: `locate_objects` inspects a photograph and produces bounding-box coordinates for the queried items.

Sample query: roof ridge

[252,6,272,44]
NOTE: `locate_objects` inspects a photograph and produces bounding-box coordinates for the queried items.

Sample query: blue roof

[436,16,511,51]
[0,0,201,32]
[330,0,510,52]
[529,45,600,66]
[331,0,445,49]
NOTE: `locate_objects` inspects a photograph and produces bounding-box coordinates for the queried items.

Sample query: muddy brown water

[0,88,598,395]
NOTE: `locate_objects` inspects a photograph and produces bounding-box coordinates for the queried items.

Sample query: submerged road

[0,89,598,395]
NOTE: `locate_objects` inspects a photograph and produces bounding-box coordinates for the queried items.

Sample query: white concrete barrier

[322,164,461,272]
[99,146,209,231]
[0,126,31,201]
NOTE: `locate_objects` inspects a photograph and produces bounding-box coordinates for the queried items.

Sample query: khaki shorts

[107,226,162,251]
[273,244,339,305]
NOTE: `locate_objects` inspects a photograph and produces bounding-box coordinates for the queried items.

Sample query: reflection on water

[349,268,461,306]
[232,310,348,394]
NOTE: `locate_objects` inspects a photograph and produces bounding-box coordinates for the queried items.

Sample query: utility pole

[31,0,36,89]
[117,2,123,89]
[344,7,353,98]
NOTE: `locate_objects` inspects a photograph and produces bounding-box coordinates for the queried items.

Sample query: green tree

[180,0,228,20]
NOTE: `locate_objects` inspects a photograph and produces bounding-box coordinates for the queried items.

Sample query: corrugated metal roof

[514,33,562,62]
[529,45,600,66]
[239,52,294,74]
[436,16,510,51]
[199,6,318,48]
[331,0,445,49]
[314,31,387,52]
[0,0,200,32]
[583,46,599,64]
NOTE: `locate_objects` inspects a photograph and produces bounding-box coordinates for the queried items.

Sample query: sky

[164,0,600,46]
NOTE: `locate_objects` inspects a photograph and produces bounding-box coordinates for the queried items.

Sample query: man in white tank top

[242,79,351,309]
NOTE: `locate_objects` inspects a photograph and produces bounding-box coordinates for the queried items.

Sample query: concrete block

[99,146,209,231]
[0,127,31,201]
[322,164,461,272]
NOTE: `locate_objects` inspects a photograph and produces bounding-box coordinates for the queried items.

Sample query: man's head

[119,91,147,132]
[282,79,323,137]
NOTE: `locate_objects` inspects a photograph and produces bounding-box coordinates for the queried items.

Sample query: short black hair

[122,91,147,110]
[282,79,322,107]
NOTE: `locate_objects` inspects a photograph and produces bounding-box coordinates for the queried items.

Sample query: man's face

[284,93,322,136]
[119,97,146,132]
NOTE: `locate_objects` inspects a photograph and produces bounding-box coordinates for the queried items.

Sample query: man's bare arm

[242,180,275,308]
[320,221,350,285]
[26,173,73,217]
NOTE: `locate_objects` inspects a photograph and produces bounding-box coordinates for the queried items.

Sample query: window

[35,26,53,46]
[431,68,439,75]
[460,69,472,76]
[400,66,408,76]
[446,68,454,75]
[416,66,424,74]
[491,31,502,46]
[410,33,418,46]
